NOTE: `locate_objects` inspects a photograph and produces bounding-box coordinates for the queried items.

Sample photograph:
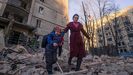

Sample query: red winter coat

[64,22,90,58]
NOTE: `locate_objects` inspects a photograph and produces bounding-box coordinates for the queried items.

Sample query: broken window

[2,12,9,18]
[8,31,27,45]
[40,0,45,2]
[118,42,121,46]
[39,6,44,14]
[36,19,41,28]
[108,32,111,35]
[120,49,123,53]
[107,38,112,41]
[98,34,102,37]
[105,27,109,30]
[124,49,127,52]
[20,1,27,9]
[8,31,20,45]
[106,33,108,36]
[14,14,23,23]
[99,40,103,43]
[122,42,125,45]
[126,27,130,31]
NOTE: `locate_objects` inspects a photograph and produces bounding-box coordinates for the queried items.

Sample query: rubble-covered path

[0,45,133,75]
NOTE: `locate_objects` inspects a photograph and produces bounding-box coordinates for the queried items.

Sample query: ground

[0,45,133,75]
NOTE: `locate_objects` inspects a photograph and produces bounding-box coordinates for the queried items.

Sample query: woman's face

[73,15,79,22]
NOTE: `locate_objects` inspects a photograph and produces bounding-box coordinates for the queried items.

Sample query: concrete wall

[0,0,8,16]
[0,29,5,51]
[28,0,69,49]
[29,0,68,35]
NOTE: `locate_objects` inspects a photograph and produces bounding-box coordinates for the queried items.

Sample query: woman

[64,14,90,71]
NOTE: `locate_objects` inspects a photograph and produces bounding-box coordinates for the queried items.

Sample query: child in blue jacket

[45,26,64,74]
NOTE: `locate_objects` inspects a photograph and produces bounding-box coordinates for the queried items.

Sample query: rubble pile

[0,46,47,75]
[0,46,133,75]
[81,55,133,75]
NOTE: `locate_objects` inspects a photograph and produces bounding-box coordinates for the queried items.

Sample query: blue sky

[68,0,133,21]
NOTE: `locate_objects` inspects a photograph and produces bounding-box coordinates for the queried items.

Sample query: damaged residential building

[0,0,68,49]
[96,6,133,55]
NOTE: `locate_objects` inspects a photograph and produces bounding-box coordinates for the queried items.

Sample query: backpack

[41,34,48,48]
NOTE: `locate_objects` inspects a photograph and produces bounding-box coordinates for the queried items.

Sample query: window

[21,1,27,9]
[105,27,109,30]
[118,29,121,33]
[124,49,127,52]
[107,38,112,41]
[98,34,102,37]
[2,12,9,18]
[108,32,111,35]
[126,27,130,31]
[36,19,41,28]
[39,6,44,14]
[119,36,123,40]
[99,40,103,43]
[106,33,108,36]
[129,37,133,41]
[124,21,130,25]
[122,42,125,45]
[97,29,101,33]
[14,14,23,23]
[123,16,131,25]
[118,42,121,46]
[120,49,123,53]
[40,0,45,2]
[130,26,133,30]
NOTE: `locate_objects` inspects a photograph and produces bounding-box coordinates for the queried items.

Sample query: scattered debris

[0,46,133,75]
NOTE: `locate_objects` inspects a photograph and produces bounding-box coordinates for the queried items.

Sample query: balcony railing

[7,0,31,12]
[129,42,133,46]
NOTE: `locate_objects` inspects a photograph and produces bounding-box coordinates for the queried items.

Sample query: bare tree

[104,4,120,55]
[79,0,120,55]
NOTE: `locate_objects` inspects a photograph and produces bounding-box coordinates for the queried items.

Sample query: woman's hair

[72,14,79,20]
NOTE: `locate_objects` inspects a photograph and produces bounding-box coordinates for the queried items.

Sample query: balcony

[3,6,28,24]
[2,0,32,24]
[0,16,35,31]
[7,0,32,13]
[128,32,133,37]
[129,42,133,46]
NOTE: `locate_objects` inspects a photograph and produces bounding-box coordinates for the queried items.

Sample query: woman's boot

[75,58,82,71]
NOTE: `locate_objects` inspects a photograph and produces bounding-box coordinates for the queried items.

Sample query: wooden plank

[63,69,88,75]
[56,62,64,75]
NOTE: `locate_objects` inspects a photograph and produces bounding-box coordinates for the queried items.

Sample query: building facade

[0,0,68,49]
[96,6,133,54]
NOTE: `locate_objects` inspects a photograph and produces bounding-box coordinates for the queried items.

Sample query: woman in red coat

[64,14,90,71]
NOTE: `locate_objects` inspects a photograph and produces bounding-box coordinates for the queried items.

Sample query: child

[45,26,64,74]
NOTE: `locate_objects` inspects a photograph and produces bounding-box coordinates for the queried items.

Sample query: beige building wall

[28,0,69,49]
[0,0,69,49]
[28,0,68,35]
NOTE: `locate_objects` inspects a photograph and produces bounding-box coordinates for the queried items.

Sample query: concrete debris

[0,46,133,75]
